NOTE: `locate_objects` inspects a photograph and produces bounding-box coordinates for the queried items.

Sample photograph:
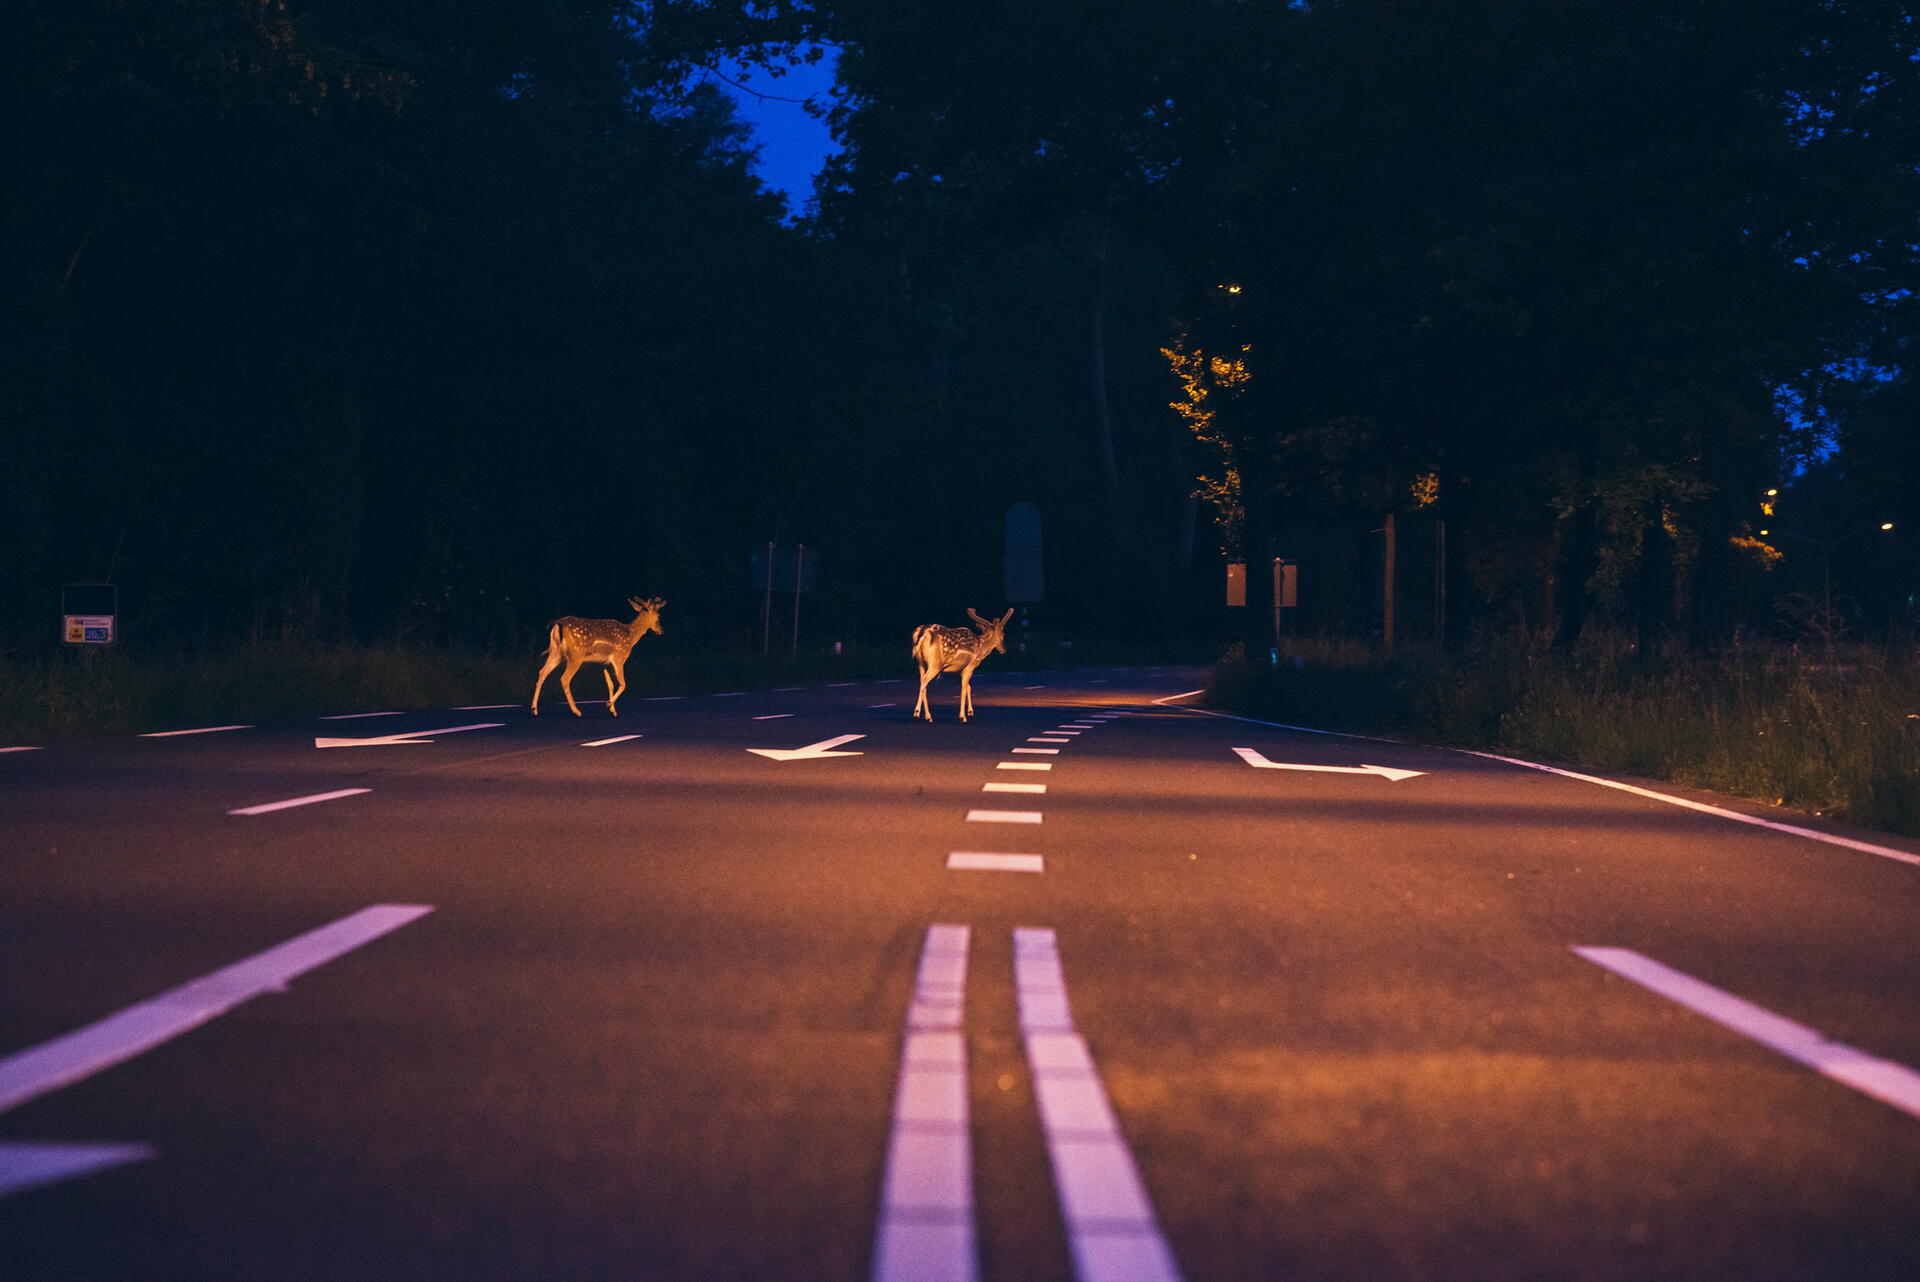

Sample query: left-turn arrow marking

[314,722,505,749]
[747,733,866,761]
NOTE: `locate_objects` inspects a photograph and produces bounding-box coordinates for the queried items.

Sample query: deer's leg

[560,658,586,717]
[959,666,974,721]
[914,664,935,720]
[532,646,564,716]
[606,658,626,716]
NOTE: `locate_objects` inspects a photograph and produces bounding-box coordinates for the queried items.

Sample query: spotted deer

[531,597,666,717]
[912,607,1014,722]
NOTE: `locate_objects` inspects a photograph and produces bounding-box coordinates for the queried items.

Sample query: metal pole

[761,541,775,656]
[1382,513,1397,656]
[791,543,804,656]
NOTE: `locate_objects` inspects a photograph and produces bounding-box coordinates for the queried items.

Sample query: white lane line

[829,682,858,687]
[317,711,405,721]
[997,761,1052,771]
[754,713,795,720]
[1024,685,1048,690]
[1012,747,1060,755]
[871,703,898,708]
[714,692,748,698]
[1028,737,1071,744]
[1014,929,1184,1282]
[228,788,371,816]
[1150,690,1206,705]
[947,853,1044,872]
[1050,730,1084,736]
[0,905,433,1115]
[139,725,251,738]
[0,1140,155,1199]
[983,782,1047,794]
[581,734,643,747]
[774,686,806,692]
[1060,724,1097,729]
[643,695,683,702]
[1574,947,1920,1120]
[872,924,976,1282]
[878,679,905,684]
[454,703,519,710]
[1473,751,1920,870]
[967,809,1042,824]
[2,746,42,754]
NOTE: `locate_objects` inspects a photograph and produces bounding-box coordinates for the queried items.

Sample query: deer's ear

[628,597,644,611]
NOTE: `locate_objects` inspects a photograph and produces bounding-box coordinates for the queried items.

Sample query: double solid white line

[873,926,1182,1282]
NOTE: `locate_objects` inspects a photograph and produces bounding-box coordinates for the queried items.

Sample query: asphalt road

[3,667,1919,1281]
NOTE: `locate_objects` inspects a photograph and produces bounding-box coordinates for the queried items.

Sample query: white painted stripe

[139,725,250,738]
[1573,947,1920,1119]
[1011,747,1060,755]
[997,761,1052,771]
[947,853,1043,872]
[1,746,42,754]
[774,686,806,692]
[0,1140,155,1200]
[581,734,643,747]
[983,782,1047,794]
[1013,929,1184,1282]
[873,924,976,1282]
[713,692,748,698]
[643,696,684,702]
[754,713,794,720]
[1471,751,1920,869]
[878,678,905,684]
[1061,724,1097,729]
[227,788,371,816]
[0,905,433,1115]
[1028,737,1071,744]
[870,703,898,708]
[1150,689,1206,705]
[1049,730,1084,736]
[318,711,404,721]
[1024,685,1048,690]
[454,703,520,710]
[967,810,1042,824]
[829,682,858,687]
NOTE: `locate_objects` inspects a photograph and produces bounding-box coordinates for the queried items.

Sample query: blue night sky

[714,48,840,215]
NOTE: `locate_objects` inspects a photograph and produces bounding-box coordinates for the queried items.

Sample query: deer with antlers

[912,607,1014,722]
[531,596,666,718]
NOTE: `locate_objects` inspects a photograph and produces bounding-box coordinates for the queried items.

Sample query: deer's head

[967,607,1015,654]
[628,596,667,637]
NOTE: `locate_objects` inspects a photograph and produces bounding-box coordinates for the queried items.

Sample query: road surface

[3,667,1918,1281]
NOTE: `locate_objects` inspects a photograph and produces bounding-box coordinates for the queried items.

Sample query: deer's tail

[911,624,932,655]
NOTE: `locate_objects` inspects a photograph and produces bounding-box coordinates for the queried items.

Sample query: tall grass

[1207,634,1920,837]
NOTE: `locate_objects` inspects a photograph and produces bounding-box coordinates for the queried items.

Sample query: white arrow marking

[1232,746,1425,782]
[314,722,504,749]
[0,1140,155,1199]
[747,733,865,761]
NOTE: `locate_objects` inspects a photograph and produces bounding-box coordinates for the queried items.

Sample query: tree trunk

[1552,501,1597,650]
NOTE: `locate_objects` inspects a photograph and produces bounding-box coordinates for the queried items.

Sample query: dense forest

[6,1,1918,660]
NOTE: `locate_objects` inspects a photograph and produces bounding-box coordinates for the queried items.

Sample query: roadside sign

[1225,560,1296,608]
[61,583,117,646]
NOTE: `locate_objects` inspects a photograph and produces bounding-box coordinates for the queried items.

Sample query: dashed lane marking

[1574,947,1920,1119]
[1028,737,1071,744]
[318,711,405,721]
[997,762,1052,771]
[1011,748,1060,756]
[754,714,795,720]
[581,735,644,747]
[947,853,1043,872]
[967,809,1042,824]
[454,704,519,710]
[1014,929,1184,1282]
[228,788,371,816]
[983,782,1046,794]
[643,696,684,702]
[139,725,251,738]
[0,905,434,1115]
[1,746,42,754]
[871,925,976,1282]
